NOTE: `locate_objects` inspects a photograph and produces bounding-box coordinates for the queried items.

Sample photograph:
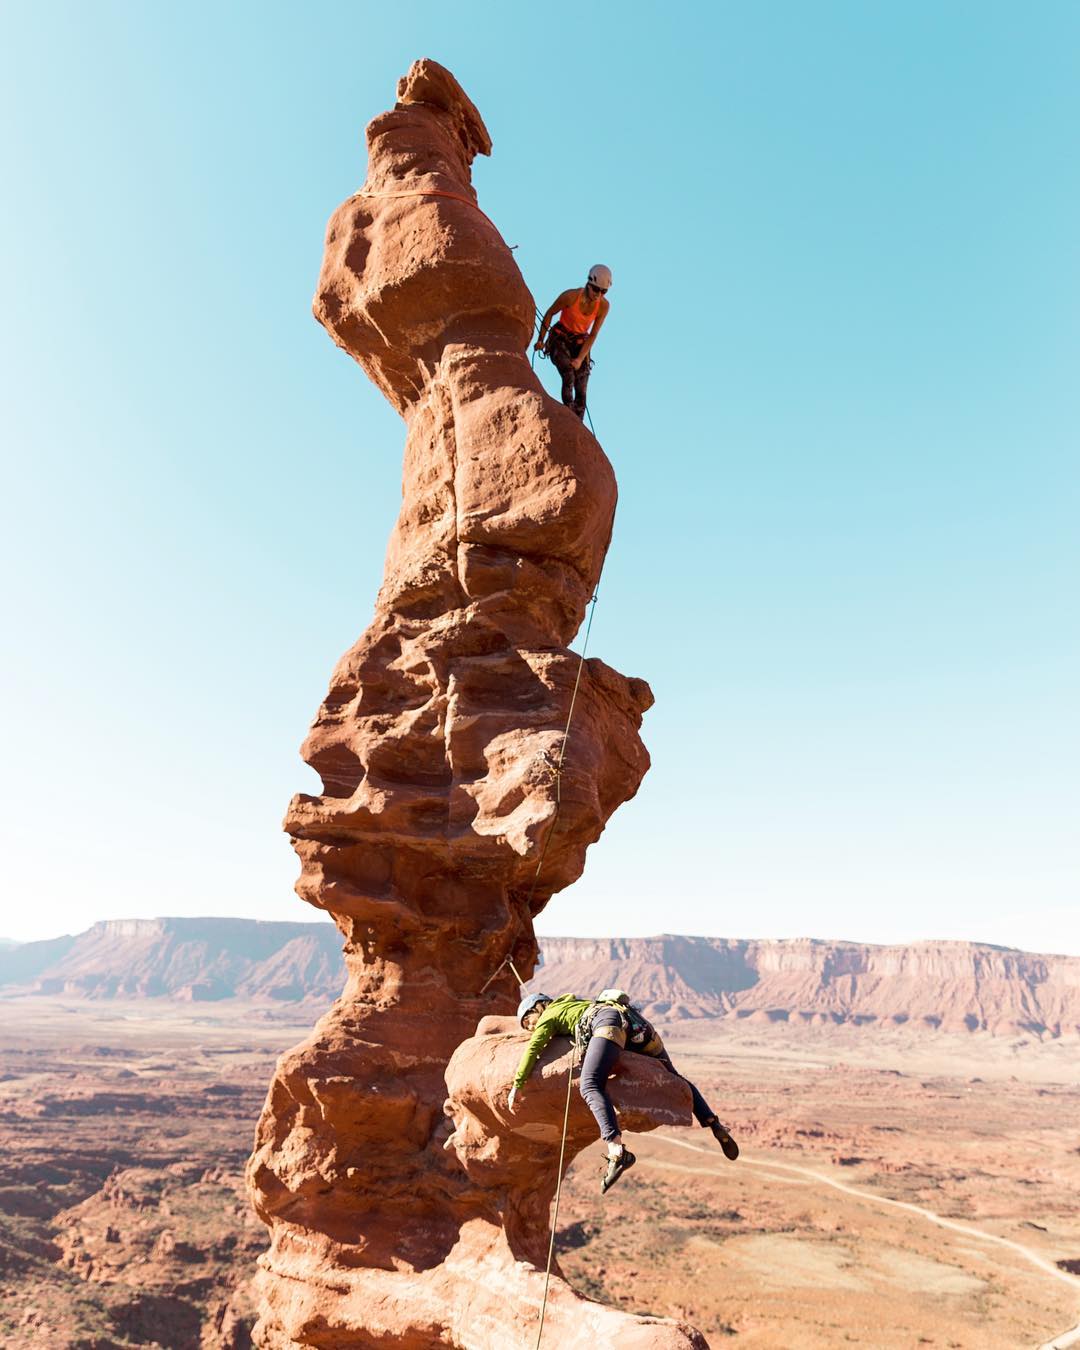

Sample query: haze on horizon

[2,3,1077,952]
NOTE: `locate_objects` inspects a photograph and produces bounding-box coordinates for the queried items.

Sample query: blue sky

[2,3,1077,950]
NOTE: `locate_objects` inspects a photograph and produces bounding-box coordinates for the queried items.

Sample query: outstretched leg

[655,1051,714,1125]
[656,1051,739,1160]
[572,358,591,420]
[579,1029,623,1141]
[579,1010,637,1191]
[548,340,577,410]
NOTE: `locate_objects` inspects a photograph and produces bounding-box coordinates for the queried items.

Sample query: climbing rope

[478,955,527,997]
[522,585,600,912]
[476,487,615,999]
[535,1047,577,1350]
[475,581,599,1005]
[470,527,614,1348]
[531,305,546,371]
[356,181,608,1338]
[355,191,599,434]
[480,575,607,1343]
[360,187,608,1330]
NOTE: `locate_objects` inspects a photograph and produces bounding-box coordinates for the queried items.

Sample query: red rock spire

[246,60,697,1348]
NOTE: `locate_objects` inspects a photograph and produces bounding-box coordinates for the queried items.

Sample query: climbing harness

[533,304,600,439]
[576,996,663,1059]
[476,459,614,997]
[472,573,606,1338]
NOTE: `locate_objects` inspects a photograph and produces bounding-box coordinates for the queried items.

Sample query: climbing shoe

[708,1118,739,1161]
[600,1148,636,1194]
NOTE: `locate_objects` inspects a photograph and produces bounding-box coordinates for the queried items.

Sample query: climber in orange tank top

[535,264,612,422]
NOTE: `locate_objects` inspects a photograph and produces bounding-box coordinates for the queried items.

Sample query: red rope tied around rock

[353,187,507,242]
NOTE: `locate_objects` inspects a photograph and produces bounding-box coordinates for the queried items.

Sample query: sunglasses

[588,282,608,294]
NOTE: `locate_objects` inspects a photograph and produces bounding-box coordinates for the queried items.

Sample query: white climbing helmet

[588,263,613,291]
[517,992,552,1026]
[596,988,630,1005]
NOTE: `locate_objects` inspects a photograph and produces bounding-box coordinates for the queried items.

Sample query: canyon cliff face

[533,937,1080,1036]
[245,61,699,1349]
[0,918,345,1002]
[5,924,1077,1034]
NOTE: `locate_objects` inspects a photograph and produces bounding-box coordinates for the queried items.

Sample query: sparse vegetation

[1,1000,1078,1348]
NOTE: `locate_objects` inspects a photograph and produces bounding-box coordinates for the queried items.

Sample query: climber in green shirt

[509,994,594,1091]
[508,990,739,1194]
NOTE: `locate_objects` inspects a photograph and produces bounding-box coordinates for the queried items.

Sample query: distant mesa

[531,934,1080,1039]
[2,920,1078,1037]
[0,917,346,1004]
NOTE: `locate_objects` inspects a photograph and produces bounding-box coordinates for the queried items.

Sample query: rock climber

[535,264,612,421]
[507,989,739,1194]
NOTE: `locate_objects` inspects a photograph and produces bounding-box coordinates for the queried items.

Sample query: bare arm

[536,289,577,349]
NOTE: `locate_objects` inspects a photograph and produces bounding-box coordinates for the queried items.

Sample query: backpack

[575,993,665,1058]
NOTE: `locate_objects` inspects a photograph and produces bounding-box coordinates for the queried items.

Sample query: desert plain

[0,995,1077,1349]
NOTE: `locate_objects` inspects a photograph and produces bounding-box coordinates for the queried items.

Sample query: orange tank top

[557,289,600,335]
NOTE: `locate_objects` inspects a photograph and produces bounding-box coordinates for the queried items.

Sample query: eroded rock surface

[441,1017,706,1348]
[245,59,694,1348]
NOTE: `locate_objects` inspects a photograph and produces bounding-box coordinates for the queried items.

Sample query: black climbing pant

[579,1010,720,1141]
[578,1007,625,1141]
[547,326,591,419]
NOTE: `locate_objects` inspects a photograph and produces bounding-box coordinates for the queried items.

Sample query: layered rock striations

[246,61,697,1348]
[532,936,1080,1036]
[0,918,346,1002]
[442,1018,705,1350]
[6,922,1078,1034]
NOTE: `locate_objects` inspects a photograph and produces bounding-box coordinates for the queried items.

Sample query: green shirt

[512,994,592,1088]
